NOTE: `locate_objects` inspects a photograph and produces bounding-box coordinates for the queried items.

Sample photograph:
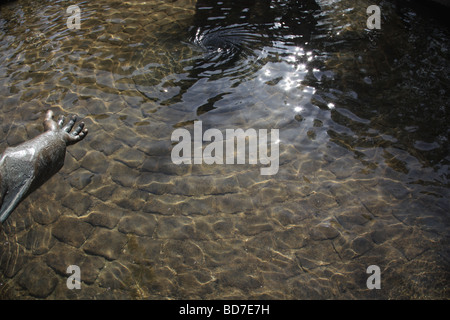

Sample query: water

[0,0,449,299]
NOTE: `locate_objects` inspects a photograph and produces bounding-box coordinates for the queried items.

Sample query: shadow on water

[306,0,450,175]
[134,0,449,176]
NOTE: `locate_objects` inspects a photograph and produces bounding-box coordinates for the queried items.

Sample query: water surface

[0,0,449,299]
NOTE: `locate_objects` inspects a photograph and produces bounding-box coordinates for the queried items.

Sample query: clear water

[0,0,448,299]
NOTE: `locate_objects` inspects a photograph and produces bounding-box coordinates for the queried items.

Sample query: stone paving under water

[0,0,449,299]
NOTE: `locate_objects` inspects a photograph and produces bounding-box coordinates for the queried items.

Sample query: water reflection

[133,0,322,114]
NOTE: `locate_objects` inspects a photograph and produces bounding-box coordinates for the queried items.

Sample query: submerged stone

[17,262,58,298]
[52,217,94,248]
[83,227,127,260]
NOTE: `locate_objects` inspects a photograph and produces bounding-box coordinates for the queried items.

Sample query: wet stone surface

[1,0,449,300]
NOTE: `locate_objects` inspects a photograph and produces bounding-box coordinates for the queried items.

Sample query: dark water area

[0,0,449,299]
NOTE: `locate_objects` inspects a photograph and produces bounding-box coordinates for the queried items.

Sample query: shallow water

[0,0,449,299]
